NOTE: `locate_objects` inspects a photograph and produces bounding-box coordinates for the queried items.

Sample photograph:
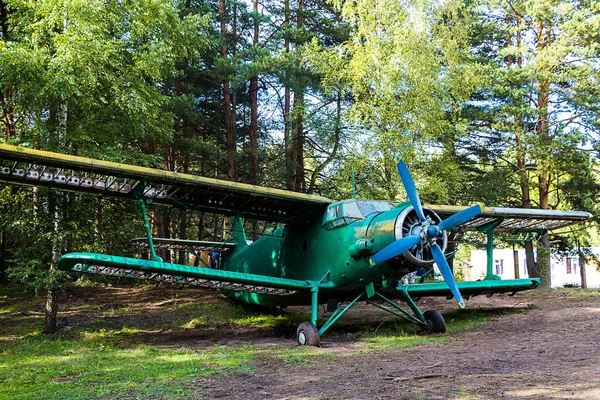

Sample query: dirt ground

[194,290,600,400]
[4,285,600,399]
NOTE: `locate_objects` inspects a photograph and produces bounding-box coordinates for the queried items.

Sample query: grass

[0,284,523,399]
[179,303,310,331]
[559,288,600,298]
[0,328,257,400]
[357,308,492,352]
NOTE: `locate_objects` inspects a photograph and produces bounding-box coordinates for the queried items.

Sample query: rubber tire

[297,322,321,347]
[422,310,446,334]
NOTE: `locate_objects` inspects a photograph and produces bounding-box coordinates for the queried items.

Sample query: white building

[468,248,600,288]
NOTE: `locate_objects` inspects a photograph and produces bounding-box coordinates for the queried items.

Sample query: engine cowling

[394,205,447,267]
[366,205,447,268]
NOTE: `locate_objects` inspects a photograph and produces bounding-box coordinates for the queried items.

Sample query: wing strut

[138,197,162,262]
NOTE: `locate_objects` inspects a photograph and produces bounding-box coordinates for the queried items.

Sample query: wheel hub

[298,331,307,345]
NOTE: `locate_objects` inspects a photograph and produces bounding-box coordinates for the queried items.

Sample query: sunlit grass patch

[444,308,491,333]
[0,332,256,400]
[358,307,496,351]
[179,302,310,331]
[559,288,600,298]
[0,313,43,338]
[364,332,445,351]
[0,295,42,314]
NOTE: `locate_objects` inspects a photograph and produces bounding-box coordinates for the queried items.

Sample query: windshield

[356,200,395,217]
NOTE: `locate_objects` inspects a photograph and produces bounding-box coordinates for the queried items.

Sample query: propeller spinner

[369,161,483,308]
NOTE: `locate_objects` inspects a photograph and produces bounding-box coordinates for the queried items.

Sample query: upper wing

[429,204,592,232]
[0,144,332,223]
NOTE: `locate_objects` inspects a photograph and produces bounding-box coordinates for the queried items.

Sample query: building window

[566,258,578,274]
[495,259,504,275]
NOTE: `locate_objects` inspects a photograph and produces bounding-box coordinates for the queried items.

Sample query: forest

[1,0,599,333]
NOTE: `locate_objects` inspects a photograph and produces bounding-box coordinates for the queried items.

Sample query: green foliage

[0,0,598,298]
[64,0,205,152]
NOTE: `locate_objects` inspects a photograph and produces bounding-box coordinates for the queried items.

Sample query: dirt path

[197,292,600,400]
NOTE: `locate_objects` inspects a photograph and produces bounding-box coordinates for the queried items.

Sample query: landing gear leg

[365,288,448,334]
[297,286,321,346]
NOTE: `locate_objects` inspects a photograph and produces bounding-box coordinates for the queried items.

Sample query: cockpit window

[322,199,395,229]
[356,200,394,216]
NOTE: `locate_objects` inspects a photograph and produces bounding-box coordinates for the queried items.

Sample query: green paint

[397,278,540,296]
[230,216,248,246]
[311,287,319,326]
[477,219,503,280]
[318,292,364,335]
[58,253,325,291]
[138,199,161,262]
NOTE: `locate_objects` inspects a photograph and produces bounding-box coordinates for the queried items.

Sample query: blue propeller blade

[370,234,422,266]
[397,161,426,222]
[430,244,465,308]
[438,204,483,231]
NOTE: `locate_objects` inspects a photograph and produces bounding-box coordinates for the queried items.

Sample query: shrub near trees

[1,0,598,330]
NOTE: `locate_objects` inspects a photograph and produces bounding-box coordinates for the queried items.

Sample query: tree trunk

[220,0,236,182]
[94,200,102,250]
[0,230,5,283]
[284,0,292,190]
[308,91,341,193]
[230,1,237,181]
[291,0,305,192]
[44,98,67,335]
[249,0,260,241]
[44,191,62,335]
[154,209,170,261]
[537,233,551,288]
[0,1,8,38]
[43,287,58,334]
[178,139,190,264]
[524,239,538,278]
[292,92,304,192]
[0,0,14,137]
[535,21,552,288]
[249,0,259,187]
[44,218,60,334]
[178,209,187,265]
[513,248,520,279]
[579,251,587,289]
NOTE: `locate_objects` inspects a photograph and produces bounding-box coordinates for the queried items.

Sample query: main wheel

[422,310,446,334]
[297,322,320,347]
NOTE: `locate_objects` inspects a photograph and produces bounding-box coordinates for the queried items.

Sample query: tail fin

[230,216,248,246]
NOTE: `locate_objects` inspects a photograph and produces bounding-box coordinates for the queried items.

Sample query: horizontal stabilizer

[399,278,540,298]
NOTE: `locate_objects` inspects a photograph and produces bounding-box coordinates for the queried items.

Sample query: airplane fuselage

[221,199,444,306]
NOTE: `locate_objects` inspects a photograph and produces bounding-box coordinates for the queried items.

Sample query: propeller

[369,161,484,308]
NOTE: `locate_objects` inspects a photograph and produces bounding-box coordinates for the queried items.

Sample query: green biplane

[0,144,591,346]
